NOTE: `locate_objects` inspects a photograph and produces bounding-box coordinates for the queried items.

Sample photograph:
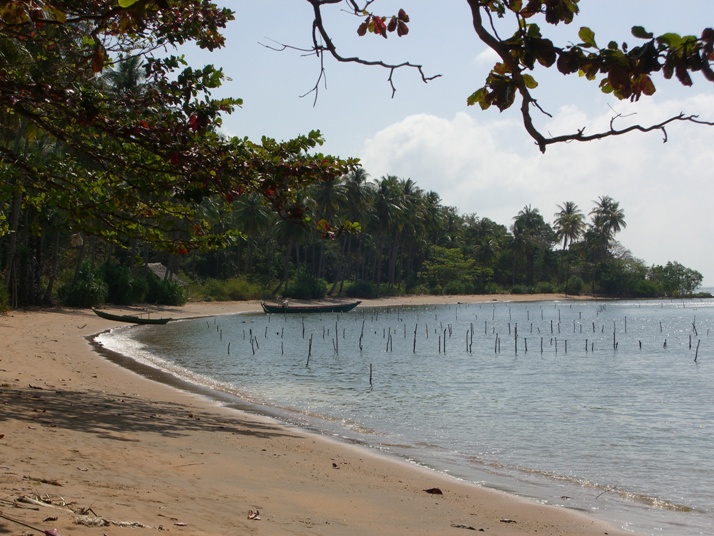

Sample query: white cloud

[472,48,499,67]
[359,95,714,285]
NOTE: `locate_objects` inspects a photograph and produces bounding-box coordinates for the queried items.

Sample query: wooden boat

[260,300,361,314]
[92,308,172,325]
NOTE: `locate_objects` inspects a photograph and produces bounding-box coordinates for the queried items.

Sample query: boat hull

[261,301,361,314]
[92,308,172,324]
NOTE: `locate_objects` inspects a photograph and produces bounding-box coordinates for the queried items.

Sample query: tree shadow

[0,383,296,442]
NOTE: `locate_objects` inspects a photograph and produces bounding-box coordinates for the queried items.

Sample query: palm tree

[554,201,585,251]
[586,196,627,293]
[589,195,627,259]
[511,205,551,286]
[371,176,404,286]
[332,168,374,292]
[309,177,347,278]
[553,201,585,289]
[590,195,626,239]
[101,54,146,96]
[232,192,273,274]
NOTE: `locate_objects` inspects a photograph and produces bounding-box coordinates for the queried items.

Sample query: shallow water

[96,299,714,535]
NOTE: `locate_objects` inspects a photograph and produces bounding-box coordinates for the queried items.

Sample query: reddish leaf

[397,21,409,36]
[373,17,387,38]
[91,46,106,73]
[640,74,656,96]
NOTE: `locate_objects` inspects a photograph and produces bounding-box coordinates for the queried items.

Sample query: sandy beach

[0,295,634,536]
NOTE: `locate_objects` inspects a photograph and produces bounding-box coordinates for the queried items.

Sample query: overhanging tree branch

[300,0,713,152]
[300,0,441,98]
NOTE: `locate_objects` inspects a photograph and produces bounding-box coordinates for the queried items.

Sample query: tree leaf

[640,74,656,96]
[118,0,141,7]
[631,26,653,39]
[578,27,597,48]
[658,32,683,48]
[521,73,538,89]
[466,87,489,110]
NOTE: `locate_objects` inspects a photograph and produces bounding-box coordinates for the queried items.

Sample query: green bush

[444,280,474,295]
[535,281,556,294]
[101,261,149,304]
[194,278,227,301]
[408,284,430,296]
[58,263,109,307]
[146,277,187,305]
[510,284,529,295]
[565,275,584,295]
[630,279,660,298]
[345,280,380,299]
[285,272,327,300]
[429,284,443,295]
[377,284,402,297]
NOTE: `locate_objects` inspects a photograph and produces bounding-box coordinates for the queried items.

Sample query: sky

[180,1,714,285]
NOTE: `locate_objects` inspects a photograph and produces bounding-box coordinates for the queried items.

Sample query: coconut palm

[590,195,627,240]
[554,201,585,251]
[232,192,273,274]
[553,201,585,289]
[588,196,626,264]
[101,54,146,96]
[511,205,553,286]
[371,175,405,285]
[331,168,375,292]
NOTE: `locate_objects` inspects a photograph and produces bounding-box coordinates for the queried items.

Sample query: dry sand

[0,295,634,536]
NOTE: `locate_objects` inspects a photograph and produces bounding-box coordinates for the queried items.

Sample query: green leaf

[631,26,653,39]
[118,0,141,7]
[578,26,597,48]
[658,32,683,48]
[466,87,490,110]
[521,73,538,89]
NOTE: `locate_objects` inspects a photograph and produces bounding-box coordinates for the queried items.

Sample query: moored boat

[92,308,172,324]
[260,300,361,314]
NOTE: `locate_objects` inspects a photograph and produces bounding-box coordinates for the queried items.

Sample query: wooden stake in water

[369,363,373,387]
[695,340,701,362]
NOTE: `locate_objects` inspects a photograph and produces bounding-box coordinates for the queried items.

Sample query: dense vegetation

[2,162,704,310]
[1,1,710,309]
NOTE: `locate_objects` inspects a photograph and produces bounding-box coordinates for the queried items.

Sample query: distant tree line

[1,162,705,308]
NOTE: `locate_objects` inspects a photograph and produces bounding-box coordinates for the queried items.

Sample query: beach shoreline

[1,295,635,535]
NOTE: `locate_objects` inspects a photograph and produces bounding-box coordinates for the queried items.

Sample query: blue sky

[181,1,714,285]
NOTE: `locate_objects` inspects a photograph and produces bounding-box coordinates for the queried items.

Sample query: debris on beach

[75,515,149,528]
[247,509,261,520]
[423,487,443,495]
[450,523,480,531]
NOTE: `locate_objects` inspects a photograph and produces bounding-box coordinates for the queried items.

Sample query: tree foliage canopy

[304,0,714,151]
[0,0,357,253]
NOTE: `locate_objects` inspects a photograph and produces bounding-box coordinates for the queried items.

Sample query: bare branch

[545,113,714,148]
[303,0,441,98]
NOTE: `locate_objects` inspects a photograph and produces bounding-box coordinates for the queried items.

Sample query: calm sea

[95,298,714,535]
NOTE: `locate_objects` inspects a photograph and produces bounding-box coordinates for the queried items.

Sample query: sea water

[95,299,714,535]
